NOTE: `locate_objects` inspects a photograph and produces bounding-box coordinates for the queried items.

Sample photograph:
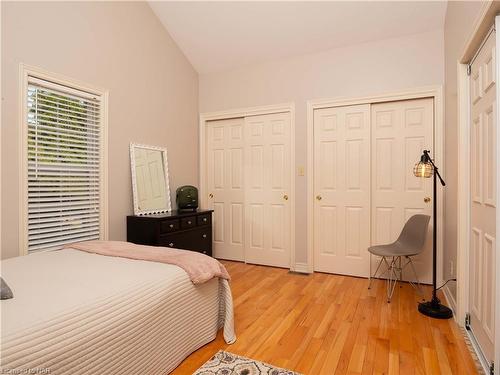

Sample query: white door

[371,98,434,284]
[206,118,245,261]
[313,104,371,276]
[468,30,496,364]
[244,112,291,268]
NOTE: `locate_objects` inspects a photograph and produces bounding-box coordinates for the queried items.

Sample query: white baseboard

[443,284,458,320]
[292,262,312,274]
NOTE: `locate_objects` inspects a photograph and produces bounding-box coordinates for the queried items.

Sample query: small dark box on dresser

[127,209,213,256]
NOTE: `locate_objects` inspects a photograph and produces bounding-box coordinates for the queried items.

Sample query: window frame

[19,64,109,255]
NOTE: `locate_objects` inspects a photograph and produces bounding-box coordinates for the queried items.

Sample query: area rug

[193,350,302,375]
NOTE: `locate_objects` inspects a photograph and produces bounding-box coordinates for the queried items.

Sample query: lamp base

[418,298,453,319]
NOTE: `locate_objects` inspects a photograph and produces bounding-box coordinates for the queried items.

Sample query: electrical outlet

[298,166,305,176]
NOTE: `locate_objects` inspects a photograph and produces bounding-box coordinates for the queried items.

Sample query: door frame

[306,86,445,283]
[199,102,296,270]
[456,3,500,373]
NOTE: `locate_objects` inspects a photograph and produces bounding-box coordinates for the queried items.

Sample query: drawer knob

[202,234,207,238]
[188,220,192,225]
[203,251,207,254]
[169,243,174,247]
[169,224,174,228]
[203,218,207,222]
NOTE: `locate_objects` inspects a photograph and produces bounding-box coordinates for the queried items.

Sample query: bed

[1,248,235,374]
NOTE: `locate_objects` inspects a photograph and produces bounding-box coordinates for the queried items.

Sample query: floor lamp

[413,150,453,319]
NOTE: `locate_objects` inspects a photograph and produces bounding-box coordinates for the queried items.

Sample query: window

[21,67,107,254]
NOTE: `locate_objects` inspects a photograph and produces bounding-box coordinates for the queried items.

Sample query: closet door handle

[283,194,289,201]
[316,195,322,201]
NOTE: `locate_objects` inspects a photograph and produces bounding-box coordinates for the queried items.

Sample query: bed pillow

[1,277,13,299]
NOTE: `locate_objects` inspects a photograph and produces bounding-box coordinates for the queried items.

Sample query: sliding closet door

[206,118,245,261]
[244,112,291,268]
[371,98,434,284]
[313,104,371,276]
[468,30,496,364]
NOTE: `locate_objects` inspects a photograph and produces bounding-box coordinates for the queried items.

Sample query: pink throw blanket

[64,240,230,284]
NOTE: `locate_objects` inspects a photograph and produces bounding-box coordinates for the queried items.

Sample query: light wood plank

[171,262,478,375]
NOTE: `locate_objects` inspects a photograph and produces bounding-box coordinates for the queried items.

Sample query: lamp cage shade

[413,161,433,178]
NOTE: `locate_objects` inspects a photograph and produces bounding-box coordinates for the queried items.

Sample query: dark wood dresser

[127,209,213,256]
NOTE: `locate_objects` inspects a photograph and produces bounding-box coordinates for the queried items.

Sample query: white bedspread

[1,249,235,374]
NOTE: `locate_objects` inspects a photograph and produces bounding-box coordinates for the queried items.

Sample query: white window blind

[26,77,102,252]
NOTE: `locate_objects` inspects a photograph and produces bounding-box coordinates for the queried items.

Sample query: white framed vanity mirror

[130,143,172,215]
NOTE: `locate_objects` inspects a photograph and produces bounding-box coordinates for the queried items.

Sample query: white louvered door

[371,98,434,284]
[25,77,104,253]
[244,112,291,268]
[468,30,496,365]
[206,118,245,261]
[313,104,371,276]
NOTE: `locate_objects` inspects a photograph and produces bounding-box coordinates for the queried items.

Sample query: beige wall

[199,30,445,265]
[2,2,480,278]
[443,1,485,298]
[1,2,199,259]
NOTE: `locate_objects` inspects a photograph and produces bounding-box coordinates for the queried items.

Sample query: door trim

[199,102,296,270]
[306,86,445,279]
[457,3,500,372]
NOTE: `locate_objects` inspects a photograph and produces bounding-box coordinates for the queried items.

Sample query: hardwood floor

[171,261,478,375]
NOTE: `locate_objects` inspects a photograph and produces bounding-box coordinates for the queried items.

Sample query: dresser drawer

[197,214,211,226]
[180,216,196,229]
[159,228,211,256]
[160,219,179,233]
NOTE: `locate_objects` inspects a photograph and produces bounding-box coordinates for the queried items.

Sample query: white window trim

[18,64,109,256]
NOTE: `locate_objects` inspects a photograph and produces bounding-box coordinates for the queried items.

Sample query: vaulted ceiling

[149,1,447,75]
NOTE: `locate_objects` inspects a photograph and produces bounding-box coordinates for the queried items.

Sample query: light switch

[298,166,305,176]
